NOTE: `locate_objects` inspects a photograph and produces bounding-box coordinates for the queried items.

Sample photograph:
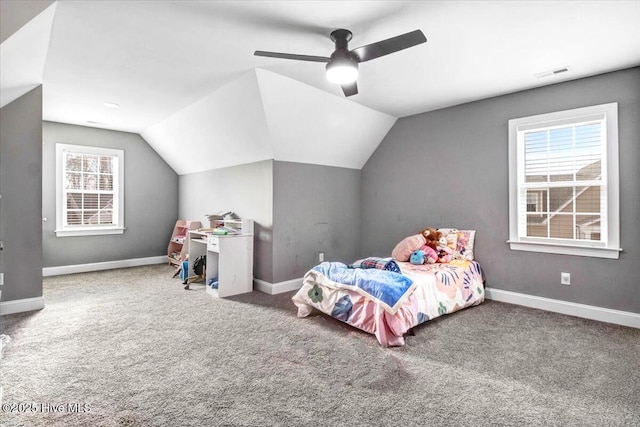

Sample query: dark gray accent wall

[273,161,361,283]
[178,160,273,283]
[42,121,178,267]
[0,86,43,302]
[361,67,640,314]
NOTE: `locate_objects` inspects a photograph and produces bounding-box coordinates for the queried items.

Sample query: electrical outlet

[319,252,324,262]
[561,272,570,285]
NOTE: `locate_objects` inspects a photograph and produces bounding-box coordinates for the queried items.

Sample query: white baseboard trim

[254,277,303,295]
[43,256,167,277]
[0,296,45,316]
[485,287,640,329]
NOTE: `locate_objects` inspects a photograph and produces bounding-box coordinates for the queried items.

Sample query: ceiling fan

[255,29,427,97]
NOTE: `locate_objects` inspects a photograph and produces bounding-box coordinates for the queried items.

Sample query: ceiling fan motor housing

[327,49,358,68]
[326,28,359,83]
[330,29,358,62]
[330,29,353,49]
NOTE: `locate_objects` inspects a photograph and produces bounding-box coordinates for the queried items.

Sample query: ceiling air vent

[534,67,569,79]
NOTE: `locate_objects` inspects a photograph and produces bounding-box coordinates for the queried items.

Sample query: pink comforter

[292,260,485,346]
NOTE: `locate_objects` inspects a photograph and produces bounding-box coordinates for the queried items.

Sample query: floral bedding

[292,259,485,347]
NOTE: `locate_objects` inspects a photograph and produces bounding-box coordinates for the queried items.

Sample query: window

[508,103,620,259]
[55,144,124,237]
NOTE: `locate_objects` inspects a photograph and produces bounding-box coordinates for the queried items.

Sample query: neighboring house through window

[508,103,620,259]
[55,143,125,237]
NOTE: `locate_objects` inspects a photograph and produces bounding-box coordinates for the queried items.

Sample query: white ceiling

[2,1,640,173]
[141,69,396,174]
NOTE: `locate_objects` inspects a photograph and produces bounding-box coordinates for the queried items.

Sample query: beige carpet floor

[1,264,639,426]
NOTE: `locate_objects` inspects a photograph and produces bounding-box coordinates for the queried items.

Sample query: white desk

[188,229,254,298]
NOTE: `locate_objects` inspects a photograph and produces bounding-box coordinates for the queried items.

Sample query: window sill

[508,240,621,259]
[55,227,125,237]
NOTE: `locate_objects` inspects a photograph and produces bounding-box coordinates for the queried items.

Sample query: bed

[291,228,484,347]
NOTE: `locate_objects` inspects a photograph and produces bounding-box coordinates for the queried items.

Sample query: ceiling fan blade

[351,30,427,63]
[254,50,330,63]
[341,81,358,97]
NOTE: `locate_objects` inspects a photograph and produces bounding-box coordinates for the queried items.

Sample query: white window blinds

[63,151,118,226]
[55,143,125,237]
[508,103,620,259]
[520,117,605,243]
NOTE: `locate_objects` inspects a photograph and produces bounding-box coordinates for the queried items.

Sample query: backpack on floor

[179,261,189,281]
[193,255,206,276]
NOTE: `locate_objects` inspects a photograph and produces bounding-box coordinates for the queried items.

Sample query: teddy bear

[436,234,453,263]
[420,227,441,251]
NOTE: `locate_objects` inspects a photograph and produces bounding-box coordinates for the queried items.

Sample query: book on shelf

[197,228,215,233]
[215,226,240,235]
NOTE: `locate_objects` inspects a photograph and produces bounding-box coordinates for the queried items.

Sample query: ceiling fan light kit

[326,56,358,84]
[325,29,359,84]
[255,28,427,97]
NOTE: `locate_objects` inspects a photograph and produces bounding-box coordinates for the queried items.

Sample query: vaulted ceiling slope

[2,1,640,174]
[256,69,396,170]
[142,69,396,174]
[0,1,56,107]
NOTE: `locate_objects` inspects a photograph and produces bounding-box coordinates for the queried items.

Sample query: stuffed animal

[420,227,441,251]
[409,250,425,265]
[437,235,453,263]
[392,234,427,262]
[420,245,439,264]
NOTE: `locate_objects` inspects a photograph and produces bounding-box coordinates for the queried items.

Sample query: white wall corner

[485,287,640,329]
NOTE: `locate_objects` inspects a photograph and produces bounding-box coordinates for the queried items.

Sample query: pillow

[438,228,476,261]
[391,234,426,262]
[454,230,476,260]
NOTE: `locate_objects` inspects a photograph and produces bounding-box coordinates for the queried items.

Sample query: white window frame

[55,143,125,237]
[508,103,621,259]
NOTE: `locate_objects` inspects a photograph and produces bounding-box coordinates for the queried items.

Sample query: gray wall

[178,160,360,284]
[0,86,43,302]
[361,67,640,314]
[178,160,273,283]
[42,121,178,267]
[273,161,361,283]
[0,0,54,43]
